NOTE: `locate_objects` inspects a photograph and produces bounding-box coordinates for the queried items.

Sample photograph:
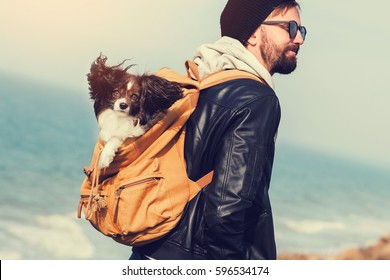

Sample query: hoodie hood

[193,36,274,89]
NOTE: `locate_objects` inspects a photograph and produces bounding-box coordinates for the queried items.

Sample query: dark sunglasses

[262,20,307,40]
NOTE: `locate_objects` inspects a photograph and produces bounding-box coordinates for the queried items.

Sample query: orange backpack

[77,61,262,246]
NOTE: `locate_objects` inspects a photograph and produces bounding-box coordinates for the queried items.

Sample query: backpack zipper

[115,176,163,198]
[113,176,163,224]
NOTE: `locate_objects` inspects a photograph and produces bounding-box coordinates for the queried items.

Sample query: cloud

[5,213,95,259]
[282,219,345,234]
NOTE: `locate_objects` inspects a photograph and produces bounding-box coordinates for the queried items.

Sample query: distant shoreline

[278,232,390,260]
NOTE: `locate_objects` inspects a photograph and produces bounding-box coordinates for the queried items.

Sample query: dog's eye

[131,93,139,101]
[112,91,120,98]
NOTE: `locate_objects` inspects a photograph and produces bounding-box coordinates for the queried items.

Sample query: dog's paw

[98,149,115,169]
[130,122,146,138]
[99,130,111,142]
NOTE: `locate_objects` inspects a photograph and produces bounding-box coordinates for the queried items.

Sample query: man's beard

[260,34,299,75]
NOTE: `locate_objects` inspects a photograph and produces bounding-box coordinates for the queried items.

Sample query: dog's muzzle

[120,103,129,110]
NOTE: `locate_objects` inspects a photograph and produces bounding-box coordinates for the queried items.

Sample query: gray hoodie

[193,36,274,90]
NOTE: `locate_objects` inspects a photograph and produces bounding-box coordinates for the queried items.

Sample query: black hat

[220,0,288,45]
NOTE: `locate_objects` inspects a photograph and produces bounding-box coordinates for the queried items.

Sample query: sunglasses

[262,20,307,41]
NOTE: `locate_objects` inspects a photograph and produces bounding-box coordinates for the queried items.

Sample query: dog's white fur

[97,82,145,169]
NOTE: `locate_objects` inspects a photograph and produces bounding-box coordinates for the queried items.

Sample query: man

[131,0,306,260]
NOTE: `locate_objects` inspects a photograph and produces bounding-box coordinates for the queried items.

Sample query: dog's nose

[120,103,128,110]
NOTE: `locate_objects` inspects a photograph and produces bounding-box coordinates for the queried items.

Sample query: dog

[87,55,183,168]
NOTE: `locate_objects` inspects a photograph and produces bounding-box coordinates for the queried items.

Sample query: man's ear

[246,27,261,47]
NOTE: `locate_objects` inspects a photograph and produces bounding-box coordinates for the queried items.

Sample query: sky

[1,0,389,169]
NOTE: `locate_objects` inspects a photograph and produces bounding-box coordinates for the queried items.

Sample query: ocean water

[271,146,390,256]
[1,74,389,259]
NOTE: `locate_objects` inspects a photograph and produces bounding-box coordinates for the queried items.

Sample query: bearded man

[130,0,306,260]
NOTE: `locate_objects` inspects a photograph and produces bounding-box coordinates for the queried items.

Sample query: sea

[1,73,389,260]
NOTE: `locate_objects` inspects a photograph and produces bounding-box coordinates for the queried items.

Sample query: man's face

[256,7,304,75]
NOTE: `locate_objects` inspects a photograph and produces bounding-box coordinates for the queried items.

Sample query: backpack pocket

[110,172,170,236]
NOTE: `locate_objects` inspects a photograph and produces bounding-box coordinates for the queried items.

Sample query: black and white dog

[87,55,183,168]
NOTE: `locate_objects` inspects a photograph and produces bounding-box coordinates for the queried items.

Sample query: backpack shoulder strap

[200,69,265,90]
[185,60,264,90]
[157,66,199,89]
[196,170,214,188]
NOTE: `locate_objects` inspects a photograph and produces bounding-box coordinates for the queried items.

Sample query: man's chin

[272,59,297,75]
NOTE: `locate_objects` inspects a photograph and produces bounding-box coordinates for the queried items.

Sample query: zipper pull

[116,186,124,198]
[114,186,125,223]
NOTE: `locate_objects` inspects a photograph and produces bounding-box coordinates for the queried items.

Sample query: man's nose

[293,30,304,45]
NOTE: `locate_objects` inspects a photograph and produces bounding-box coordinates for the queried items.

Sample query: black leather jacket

[137,77,281,259]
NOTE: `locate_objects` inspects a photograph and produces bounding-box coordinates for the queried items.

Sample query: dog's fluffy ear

[87,54,133,101]
[139,75,183,115]
[87,55,110,101]
[87,54,134,116]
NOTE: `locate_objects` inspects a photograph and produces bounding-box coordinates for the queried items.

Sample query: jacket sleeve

[203,94,280,259]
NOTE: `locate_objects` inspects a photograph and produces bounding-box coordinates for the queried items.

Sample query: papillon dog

[87,55,183,168]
